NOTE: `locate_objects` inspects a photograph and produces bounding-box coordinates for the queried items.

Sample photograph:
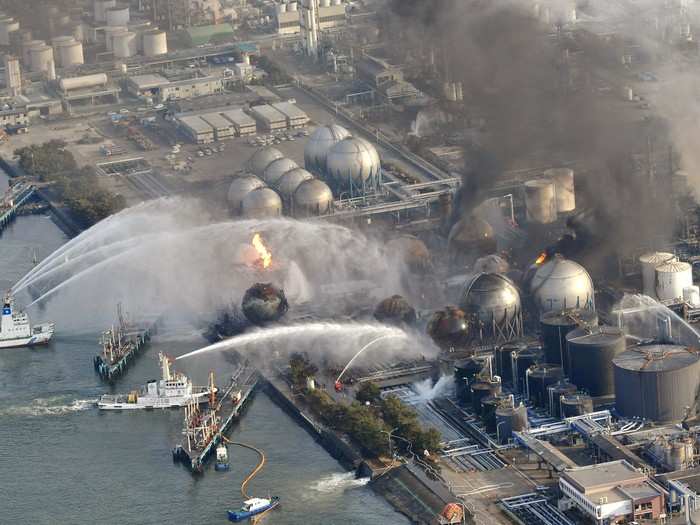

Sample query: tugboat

[97,353,214,410]
[227,497,280,522]
[215,443,230,471]
[0,292,54,349]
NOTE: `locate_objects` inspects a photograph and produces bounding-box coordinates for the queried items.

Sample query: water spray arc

[334,334,407,386]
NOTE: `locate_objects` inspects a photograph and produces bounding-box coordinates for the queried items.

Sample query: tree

[355,382,381,405]
[289,352,318,386]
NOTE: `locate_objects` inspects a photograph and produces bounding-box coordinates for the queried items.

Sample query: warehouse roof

[186,23,234,46]
[178,115,213,134]
[128,74,168,90]
[562,460,645,494]
[200,112,232,129]
[221,108,255,127]
[249,104,287,123]
[271,101,309,121]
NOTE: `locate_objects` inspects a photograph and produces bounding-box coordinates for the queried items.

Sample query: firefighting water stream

[0,178,409,524]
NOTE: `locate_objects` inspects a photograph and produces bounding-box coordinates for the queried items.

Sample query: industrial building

[200,112,234,141]
[271,101,310,128]
[356,54,420,100]
[275,2,300,35]
[58,73,120,112]
[126,74,223,102]
[0,107,27,128]
[560,461,665,524]
[3,55,21,97]
[248,104,288,131]
[176,114,214,144]
[221,109,256,136]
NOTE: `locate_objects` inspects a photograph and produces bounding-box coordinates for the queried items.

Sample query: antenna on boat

[209,371,216,406]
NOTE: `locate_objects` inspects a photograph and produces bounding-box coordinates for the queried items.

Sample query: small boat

[0,292,54,349]
[227,497,280,522]
[215,443,229,471]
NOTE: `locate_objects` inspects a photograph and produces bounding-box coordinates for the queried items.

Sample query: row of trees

[15,141,125,228]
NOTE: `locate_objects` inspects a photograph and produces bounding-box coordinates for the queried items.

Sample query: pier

[0,182,36,234]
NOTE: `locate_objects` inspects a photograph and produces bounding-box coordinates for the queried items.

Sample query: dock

[0,181,36,234]
[172,365,259,474]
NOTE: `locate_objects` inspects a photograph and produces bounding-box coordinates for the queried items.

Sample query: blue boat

[215,444,230,471]
[227,496,279,522]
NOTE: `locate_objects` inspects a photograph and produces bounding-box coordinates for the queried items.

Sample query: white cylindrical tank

[105,5,130,26]
[684,285,700,307]
[59,73,108,92]
[112,31,136,58]
[530,255,595,312]
[22,39,43,65]
[544,168,575,213]
[72,22,85,42]
[278,2,287,12]
[321,0,331,6]
[289,2,298,10]
[94,0,117,23]
[656,261,693,303]
[524,179,557,224]
[639,252,677,298]
[103,26,126,51]
[333,0,342,4]
[29,44,54,74]
[51,35,75,46]
[0,19,19,46]
[142,30,167,56]
[58,41,84,67]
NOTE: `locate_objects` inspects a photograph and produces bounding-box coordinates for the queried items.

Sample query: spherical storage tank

[241,187,282,219]
[249,147,284,177]
[566,326,625,397]
[304,124,350,173]
[275,168,313,201]
[326,137,380,187]
[544,168,575,213]
[105,5,130,27]
[524,179,557,224]
[427,306,470,350]
[142,29,167,56]
[385,235,431,274]
[447,216,497,265]
[655,261,693,303]
[530,255,594,312]
[293,179,333,217]
[459,273,521,341]
[241,283,288,325]
[639,252,676,298]
[112,31,136,58]
[227,174,266,215]
[540,308,598,370]
[374,295,416,326]
[613,345,700,422]
[263,157,298,186]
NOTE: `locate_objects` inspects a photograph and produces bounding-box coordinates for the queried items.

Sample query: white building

[4,55,21,97]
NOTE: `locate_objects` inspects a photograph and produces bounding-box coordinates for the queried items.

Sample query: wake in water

[0,396,96,417]
[309,472,370,494]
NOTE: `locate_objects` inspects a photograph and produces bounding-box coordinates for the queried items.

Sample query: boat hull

[0,332,53,349]
[98,392,210,410]
[227,499,279,522]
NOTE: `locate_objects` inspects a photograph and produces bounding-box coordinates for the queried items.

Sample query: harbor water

[0,172,408,524]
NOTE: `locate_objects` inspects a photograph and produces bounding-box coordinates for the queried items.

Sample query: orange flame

[535,252,547,265]
[252,233,272,269]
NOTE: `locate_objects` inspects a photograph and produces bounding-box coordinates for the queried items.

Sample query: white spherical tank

[241,187,283,219]
[103,26,126,51]
[326,137,380,186]
[249,147,284,177]
[639,252,677,299]
[530,255,594,312]
[275,168,313,201]
[262,157,298,186]
[112,31,136,58]
[227,174,266,215]
[293,179,333,217]
[142,29,167,56]
[29,44,54,73]
[544,168,575,213]
[304,124,350,173]
[524,179,557,224]
[58,42,84,67]
[656,261,693,303]
[105,5,130,27]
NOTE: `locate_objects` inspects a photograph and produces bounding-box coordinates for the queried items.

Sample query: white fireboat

[97,352,215,410]
[0,292,54,349]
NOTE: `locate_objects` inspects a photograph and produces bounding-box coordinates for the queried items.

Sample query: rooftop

[563,460,646,494]
[186,23,235,46]
[128,74,168,90]
[249,104,287,123]
[200,112,232,129]
[221,108,255,127]
[177,115,213,134]
[271,101,308,121]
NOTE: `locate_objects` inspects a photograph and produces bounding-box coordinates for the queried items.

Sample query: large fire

[535,252,547,265]
[252,233,272,269]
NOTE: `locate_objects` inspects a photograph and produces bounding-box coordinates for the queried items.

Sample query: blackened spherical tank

[613,345,700,422]
[454,358,483,404]
[241,283,289,325]
[460,273,522,343]
[566,326,626,397]
[560,393,594,418]
[547,380,577,418]
[374,295,416,326]
[447,216,497,268]
[496,402,529,443]
[511,345,543,394]
[540,308,598,372]
[526,364,564,407]
[470,378,501,415]
[386,235,432,274]
[427,306,471,350]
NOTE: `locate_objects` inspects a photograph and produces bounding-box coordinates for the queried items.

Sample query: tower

[300,0,319,58]
[4,55,21,96]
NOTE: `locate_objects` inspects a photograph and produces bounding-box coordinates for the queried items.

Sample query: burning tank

[427,306,471,350]
[241,283,289,325]
[374,295,417,325]
[385,235,432,274]
[447,216,497,268]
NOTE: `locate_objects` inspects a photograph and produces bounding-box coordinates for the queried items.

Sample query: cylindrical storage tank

[72,22,85,42]
[333,0,342,4]
[511,345,542,393]
[22,40,43,65]
[495,341,527,387]
[293,179,333,217]
[326,137,381,187]
[530,256,595,312]
[321,0,331,6]
[496,403,529,443]
[142,29,167,56]
[526,364,564,407]
[639,252,676,299]
[279,2,287,12]
[544,168,575,213]
[249,147,284,177]
[471,379,501,415]
[51,35,75,46]
[227,174,266,215]
[58,42,84,67]
[289,2,298,10]
[560,393,594,418]
[240,187,282,219]
[58,73,107,92]
[94,0,117,23]
[29,44,54,73]
[262,157,298,186]
[105,5,130,26]
[103,26,126,51]
[0,19,20,46]
[459,273,521,332]
[112,31,136,58]
[482,394,508,432]
[684,285,700,307]
[613,345,700,422]
[275,168,313,202]
[304,124,350,173]
[566,326,626,397]
[547,380,577,418]
[655,261,693,303]
[540,308,598,370]
[524,179,557,224]
[454,358,483,404]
